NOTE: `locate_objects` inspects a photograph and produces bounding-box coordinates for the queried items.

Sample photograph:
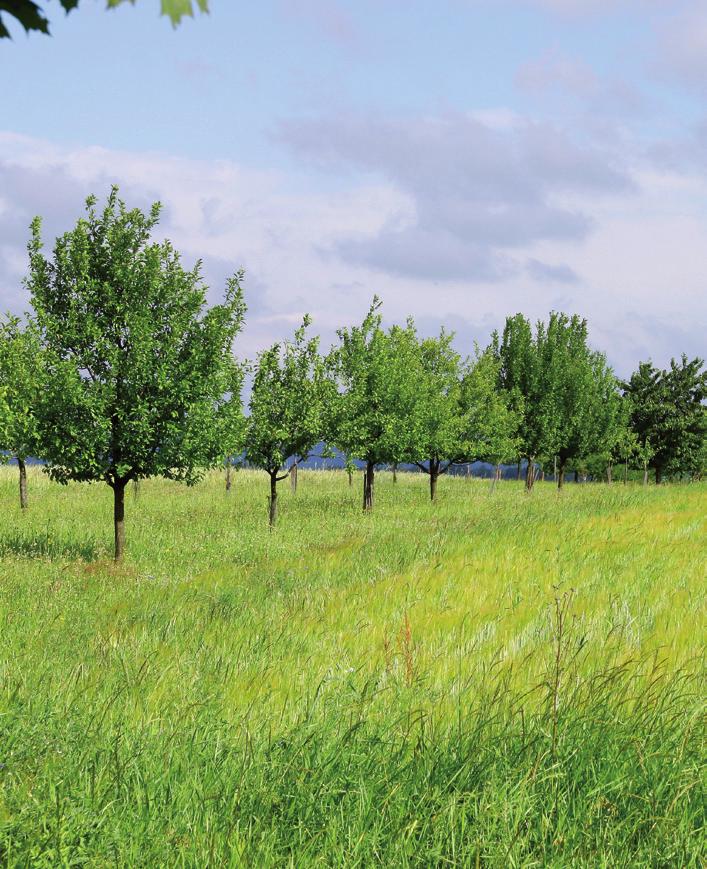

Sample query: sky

[1,0,706,375]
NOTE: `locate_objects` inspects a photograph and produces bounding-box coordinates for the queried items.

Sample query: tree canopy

[492,312,622,489]
[623,355,707,483]
[408,328,469,500]
[26,187,245,558]
[245,315,329,526]
[327,299,421,511]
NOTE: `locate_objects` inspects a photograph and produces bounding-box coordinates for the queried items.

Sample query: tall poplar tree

[26,188,245,560]
[536,313,622,489]
[492,312,621,490]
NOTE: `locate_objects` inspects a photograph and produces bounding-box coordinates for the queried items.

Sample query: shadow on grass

[0,530,101,562]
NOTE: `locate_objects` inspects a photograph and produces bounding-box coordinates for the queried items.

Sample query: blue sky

[1,0,706,373]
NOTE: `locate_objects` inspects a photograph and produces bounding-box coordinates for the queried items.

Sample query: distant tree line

[1,190,705,558]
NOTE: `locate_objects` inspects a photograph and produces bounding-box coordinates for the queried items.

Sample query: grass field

[0,467,704,866]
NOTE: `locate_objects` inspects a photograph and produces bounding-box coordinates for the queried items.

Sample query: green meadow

[0,467,704,866]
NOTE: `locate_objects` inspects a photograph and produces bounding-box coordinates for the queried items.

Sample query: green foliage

[492,312,536,461]
[327,299,421,469]
[408,328,467,474]
[460,346,519,466]
[26,187,245,492]
[245,315,328,477]
[623,356,707,480]
[0,315,44,462]
[0,0,207,38]
[493,312,622,484]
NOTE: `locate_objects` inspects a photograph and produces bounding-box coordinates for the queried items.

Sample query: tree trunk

[225,459,232,493]
[290,461,298,494]
[363,460,375,511]
[606,463,613,484]
[525,458,536,491]
[113,481,126,562]
[557,460,566,490]
[643,463,648,486]
[269,473,278,527]
[18,458,28,510]
[655,466,662,485]
[624,459,628,485]
[429,459,439,502]
[392,463,397,484]
[347,466,353,487]
[574,470,579,484]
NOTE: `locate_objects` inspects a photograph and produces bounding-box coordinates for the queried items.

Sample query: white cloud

[0,130,704,376]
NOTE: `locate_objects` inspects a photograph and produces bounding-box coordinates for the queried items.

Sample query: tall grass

[0,467,704,865]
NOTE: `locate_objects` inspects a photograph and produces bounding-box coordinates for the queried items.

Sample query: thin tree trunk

[643,463,648,486]
[557,460,566,490]
[347,466,353,487]
[225,459,232,493]
[606,463,613,484]
[655,466,662,485]
[113,481,126,561]
[624,459,628,485]
[290,461,298,494]
[269,472,278,527]
[430,459,439,501]
[363,460,374,511]
[392,463,397,484]
[574,470,579,484]
[525,458,536,491]
[18,458,28,510]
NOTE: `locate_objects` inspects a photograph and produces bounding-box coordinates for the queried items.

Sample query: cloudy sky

[1,0,706,374]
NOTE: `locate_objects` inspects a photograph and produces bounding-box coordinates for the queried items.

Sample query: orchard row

[1,189,705,558]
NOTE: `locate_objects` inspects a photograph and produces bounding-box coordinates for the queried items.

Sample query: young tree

[408,329,469,501]
[244,316,328,526]
[0,316,44,509]
[327,299,420,511]
[26,188,245,560]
